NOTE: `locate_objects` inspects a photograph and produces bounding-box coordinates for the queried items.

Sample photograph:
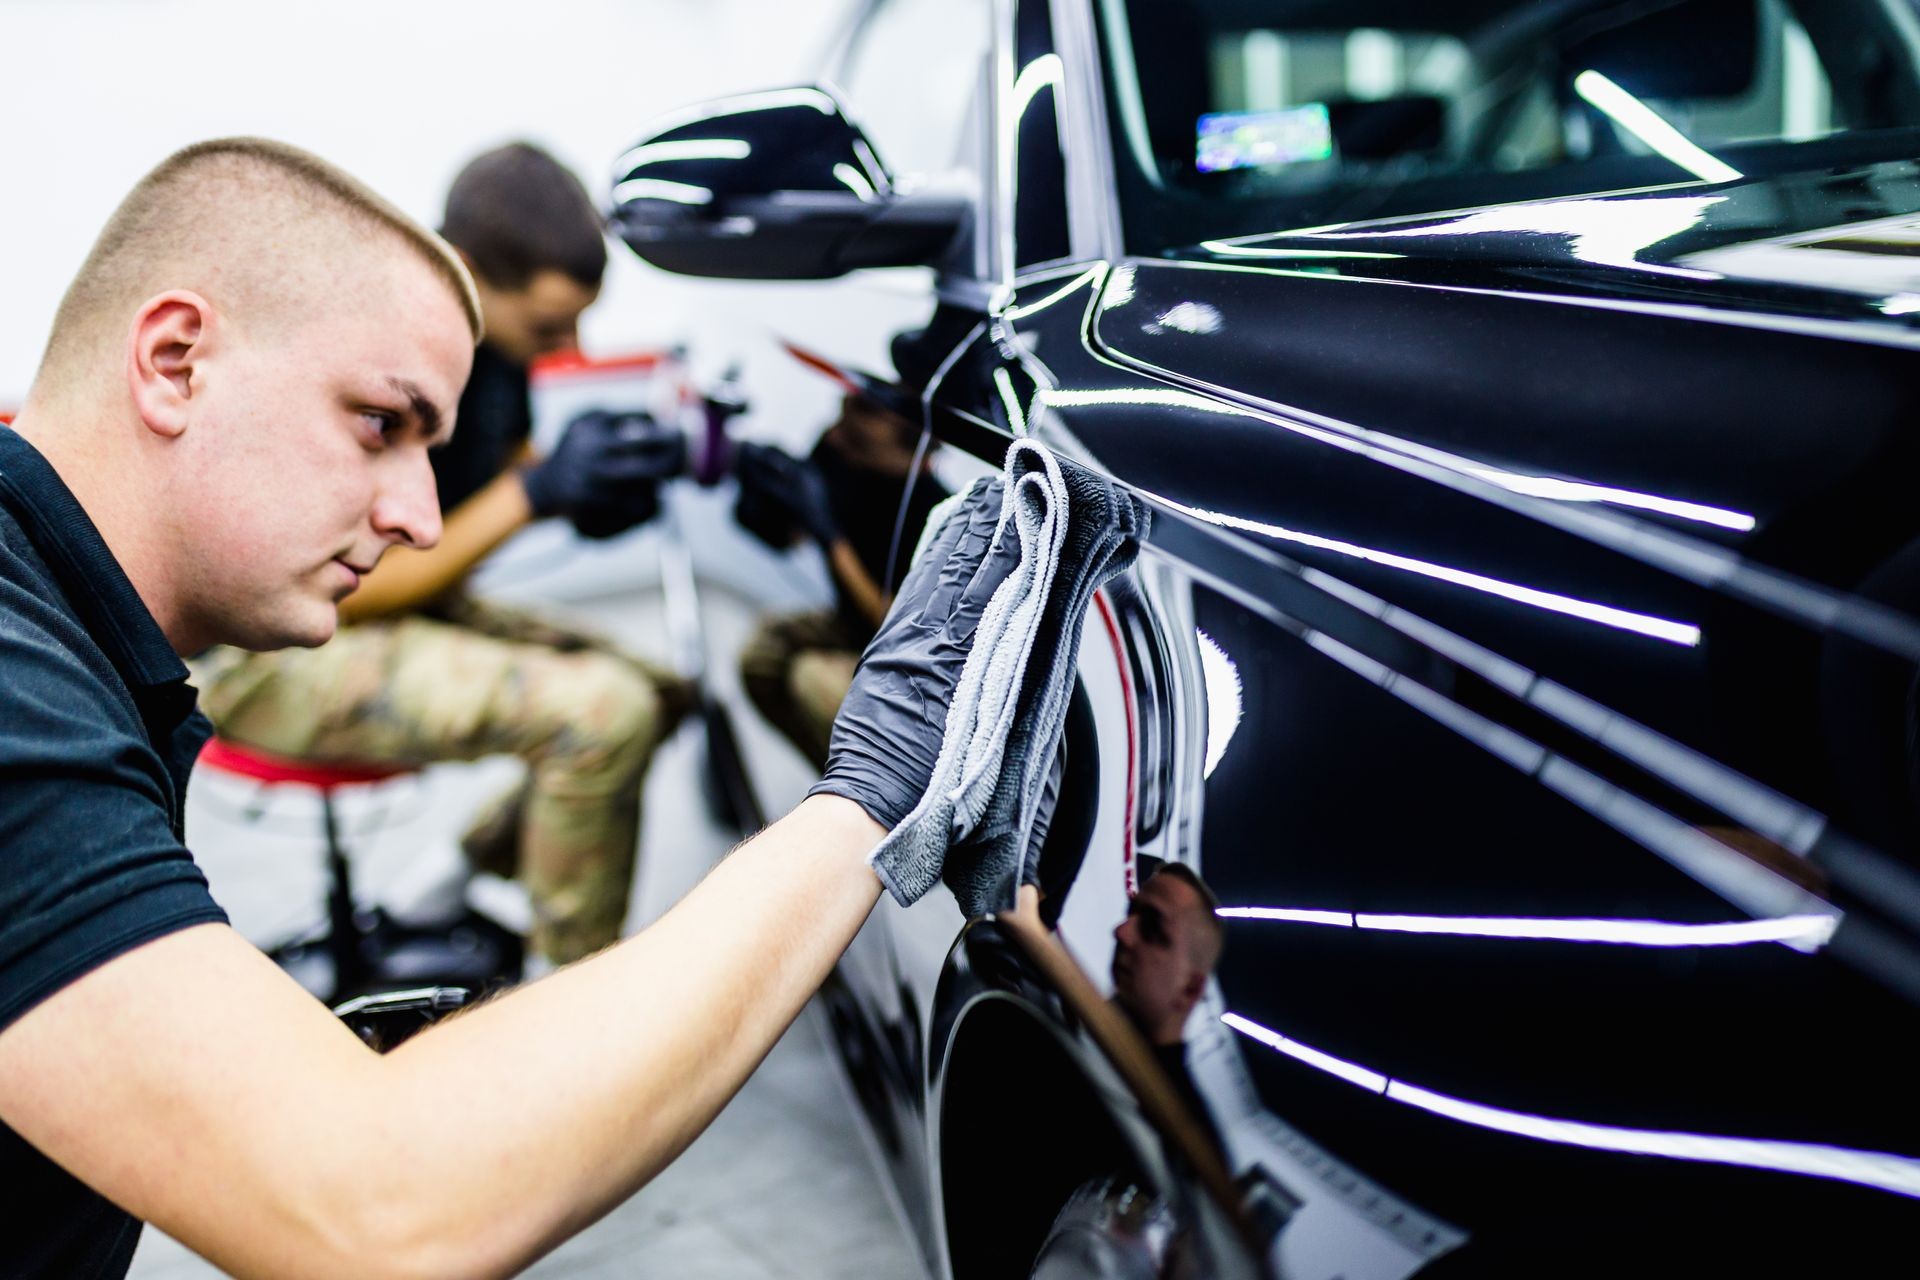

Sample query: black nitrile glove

[734,442,838,548]
[569,484,662,540]
[808,478,1017,831]
[1029,742,1063,868]
[522,409,686,538]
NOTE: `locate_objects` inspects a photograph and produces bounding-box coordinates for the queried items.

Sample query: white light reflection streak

[1462,468,1754,532]
[1222,1012,1920,1199]
[1214,195,1727,279]
[1148,302,1224,335]
[618,138,751,167]
[1573,70,1743,184]
[1013,53,1064,120]
[615,88,839,171]
[1360,911,1835,949]
[993,367,1029,437]
[1216,907,1839,951]
[1153,492,1702,646]
[1038,387,1235,414]
[1196,629,1243,778]
[1006,265,1104,321]
[1036,387,1748,533]
[1221,906,1353,927]
[1223,1012,1389,1091]
[832,163,875,200]
[611,178,713,206]
[850,137,887,190]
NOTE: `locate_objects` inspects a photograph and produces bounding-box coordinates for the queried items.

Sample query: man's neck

[9,406,194,654]
[1111,996,1187,1049]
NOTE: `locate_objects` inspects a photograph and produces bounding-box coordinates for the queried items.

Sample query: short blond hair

[38,137,481,389]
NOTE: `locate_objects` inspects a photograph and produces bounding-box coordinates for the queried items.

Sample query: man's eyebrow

[385,376,450,444]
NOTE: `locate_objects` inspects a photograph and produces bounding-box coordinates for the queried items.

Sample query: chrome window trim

[990,0,1019,295]
[1012,257,1099,286]
[1051,0,1124,263]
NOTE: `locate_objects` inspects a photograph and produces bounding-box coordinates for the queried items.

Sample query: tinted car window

[1096,0,1920,252]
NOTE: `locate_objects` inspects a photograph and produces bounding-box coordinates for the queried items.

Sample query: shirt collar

[0,426,189,691]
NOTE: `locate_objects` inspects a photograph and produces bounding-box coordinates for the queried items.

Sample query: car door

[811,3,1000,1266]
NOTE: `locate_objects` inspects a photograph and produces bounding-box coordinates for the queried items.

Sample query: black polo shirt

[430,340,530,514]
[0,425,227,1277]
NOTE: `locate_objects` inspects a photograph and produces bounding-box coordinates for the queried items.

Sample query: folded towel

[866,439,1148,916]
[947,449,1147,915]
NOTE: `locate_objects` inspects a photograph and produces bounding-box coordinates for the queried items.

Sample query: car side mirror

[609,85,969,280]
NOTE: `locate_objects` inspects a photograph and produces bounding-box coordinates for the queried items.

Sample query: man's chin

[227,605,338,652]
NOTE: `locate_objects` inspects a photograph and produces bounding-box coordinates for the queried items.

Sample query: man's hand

[521,409,685,540]
[809,478,1019,831]
[734,442,837,548]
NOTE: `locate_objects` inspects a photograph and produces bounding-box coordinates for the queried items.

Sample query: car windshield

[1094,0,1920,254]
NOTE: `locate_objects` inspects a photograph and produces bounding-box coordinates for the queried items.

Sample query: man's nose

[373,450,443,550]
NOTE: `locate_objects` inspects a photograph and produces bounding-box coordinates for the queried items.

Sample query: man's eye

[360,411,400,442]
[1138,909,1166,944]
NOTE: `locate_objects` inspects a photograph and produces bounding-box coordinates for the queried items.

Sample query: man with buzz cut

[1110,861,1227,1148]
[0,137,1021,1277]
[192,141,691,971]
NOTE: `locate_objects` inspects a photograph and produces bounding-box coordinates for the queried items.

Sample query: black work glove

[570,486,661,540]
[808,478,1017,831]
[522,409,686,539]
[734,441,838,548]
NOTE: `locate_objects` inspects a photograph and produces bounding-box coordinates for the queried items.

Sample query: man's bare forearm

[0,796,883,1280]
[827,538,890,629]
[367,793,885,1273]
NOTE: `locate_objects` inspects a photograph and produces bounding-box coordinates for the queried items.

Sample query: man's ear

[127,291,215,440]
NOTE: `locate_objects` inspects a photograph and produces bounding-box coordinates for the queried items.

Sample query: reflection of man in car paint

[737,393,949,768]
[1113,862,1224,1043]
[1112,861,1226,1140]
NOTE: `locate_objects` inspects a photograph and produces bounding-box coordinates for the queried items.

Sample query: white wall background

[0,0,862,408]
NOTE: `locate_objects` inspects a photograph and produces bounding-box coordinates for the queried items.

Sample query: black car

[612,1,1920,1275]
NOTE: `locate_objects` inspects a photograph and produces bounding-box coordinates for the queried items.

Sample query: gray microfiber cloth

[868,439,1148,917]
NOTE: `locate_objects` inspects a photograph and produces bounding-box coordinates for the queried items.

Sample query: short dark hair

[1147,860,1222,915]
[1144,860,1226,967]
[441,142,606,290]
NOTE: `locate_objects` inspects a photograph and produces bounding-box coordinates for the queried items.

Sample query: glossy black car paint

[614,2,1920,1275]
[974,216,1920,1270]
[608,88,971,279]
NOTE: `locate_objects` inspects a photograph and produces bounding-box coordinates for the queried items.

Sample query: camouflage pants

[738,609,863,772]
[192,596,691,965]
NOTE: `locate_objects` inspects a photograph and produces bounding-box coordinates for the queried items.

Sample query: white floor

[129,583,925,1278]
